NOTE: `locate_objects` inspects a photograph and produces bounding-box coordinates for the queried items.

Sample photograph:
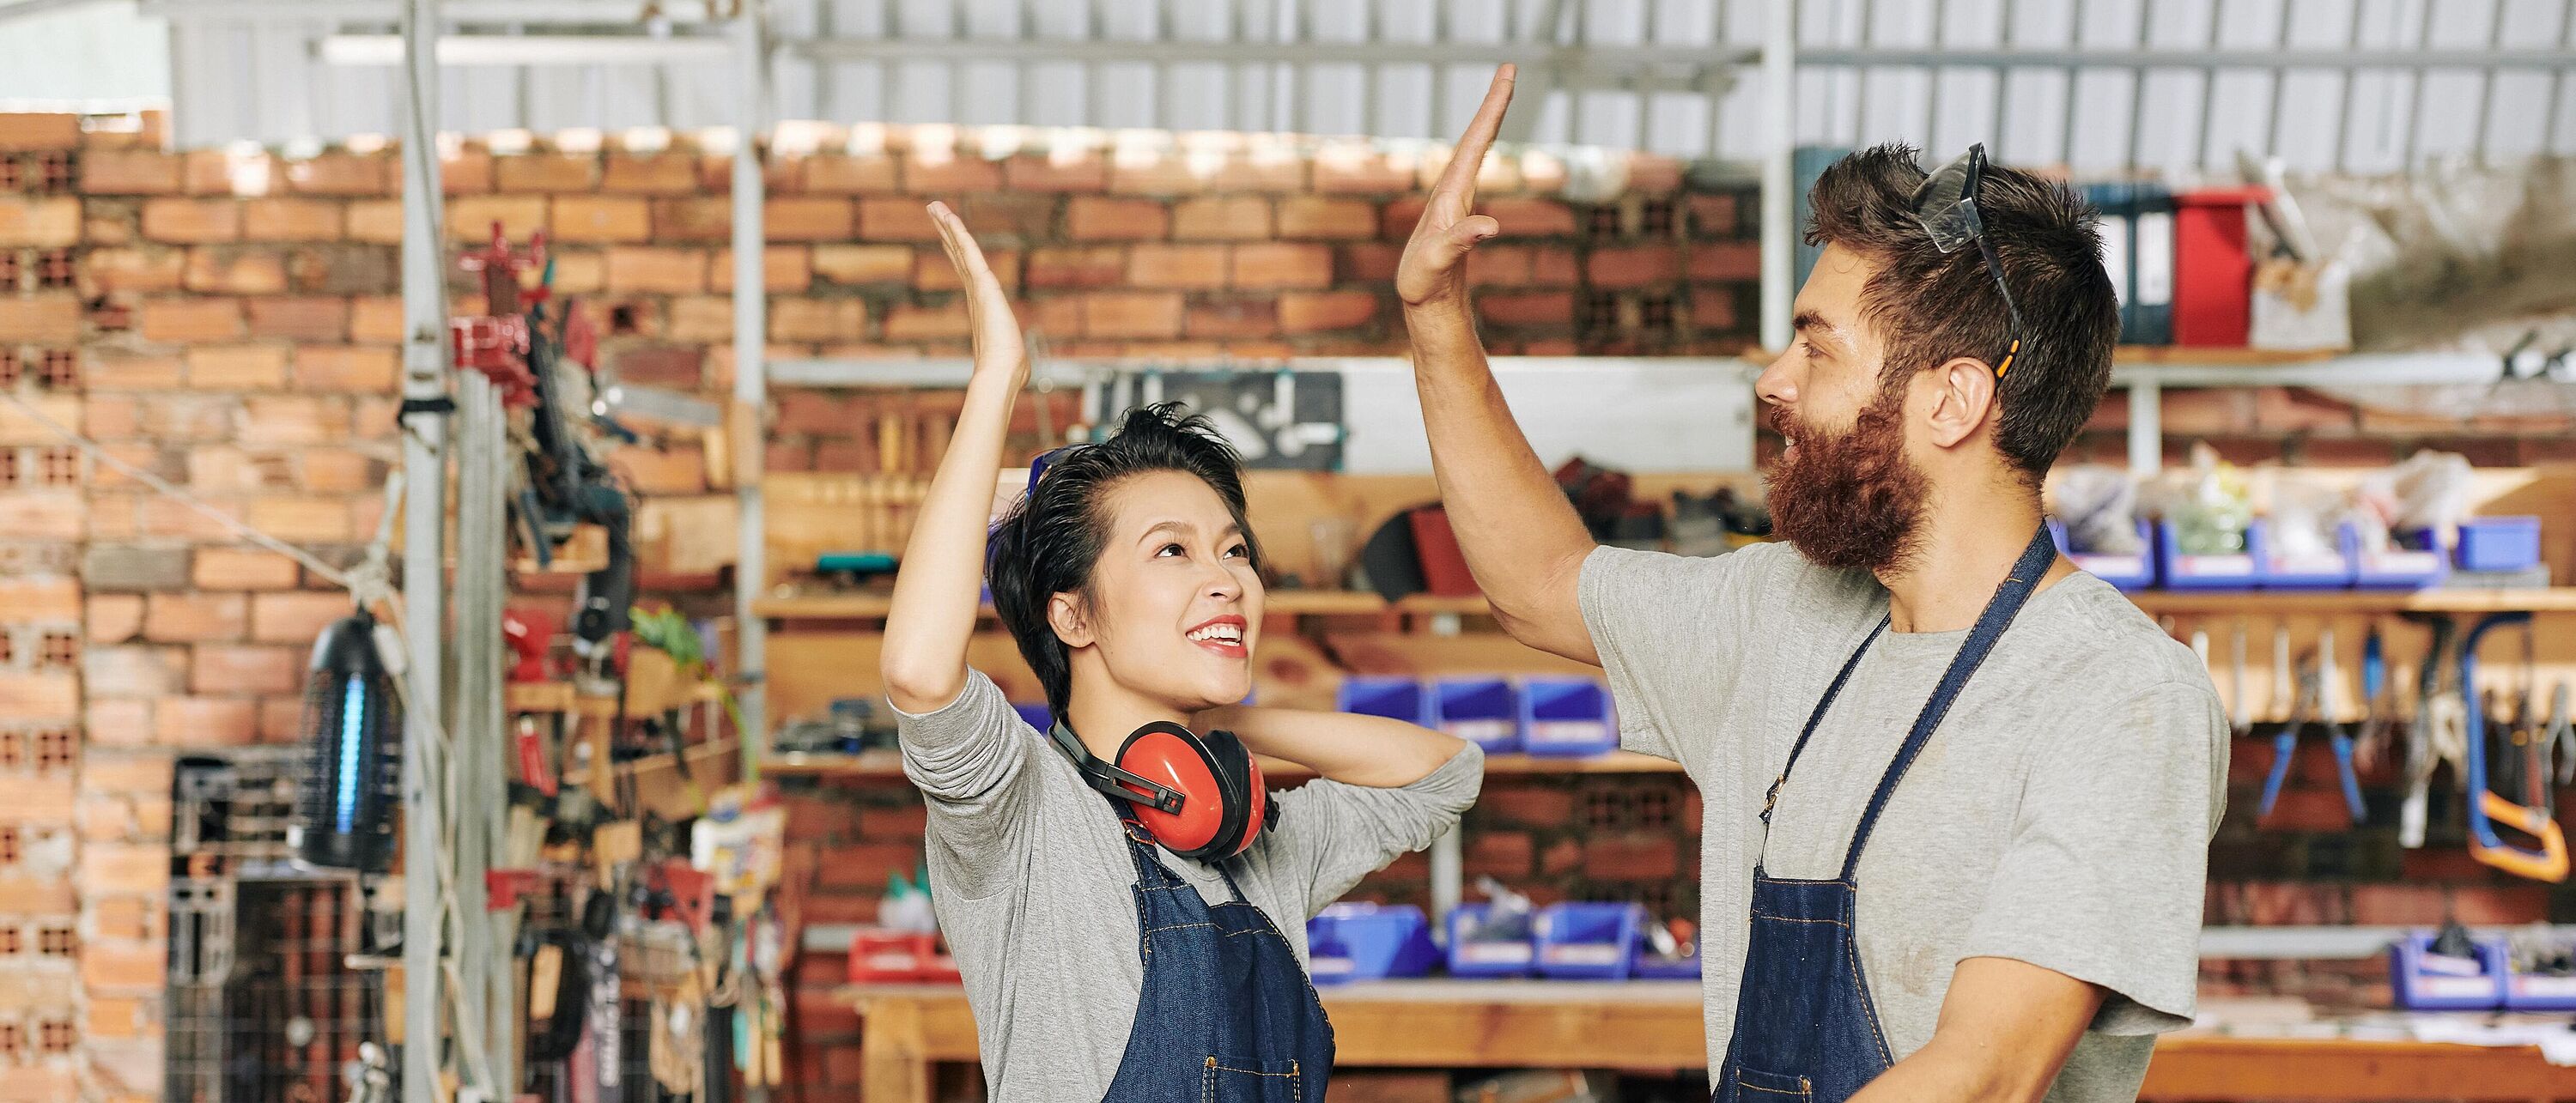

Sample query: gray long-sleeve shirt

[895,669,1485,1101]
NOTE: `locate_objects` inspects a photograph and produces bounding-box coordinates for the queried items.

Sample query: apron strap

[1837,526,2058,881]
[1763,614,1891,833]
[1112,802,1188,888]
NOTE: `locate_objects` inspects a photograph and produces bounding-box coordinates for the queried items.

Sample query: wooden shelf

[762,748,1678,780]
[2130,588,2576,615]
[562,739,739,819]
[2111,346,2343,366]
[505,680,726,717]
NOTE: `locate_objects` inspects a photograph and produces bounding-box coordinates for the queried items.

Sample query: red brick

[1691,285,1742,333]
[854,197,939,243]
[281,151,389,196]
[1127,244,1229,290]
[293,345,398,392]
[2450,886,2553,925]
[2160,390,2257,435]
[80,939,167,991]
[0,576,82,622]
[185,344,288,390]
[1466,831,1534,878]
[1025,246,1126,289]
[880,301,971,342]
[76,148,180,195]
[603,152,698,194]
[1172,197,1272,241]
[80,247,185,295]
[1083,292,1184,339]
[1340,243,1402,282]
[182,248,289,295]
[81,645,179,700]
[191,548,299,591]
[250,591,349,644]
[1379,197,1430,240]
[349,296,404,343]
[1278,291,1377,334]
[0,294,83,342]
[812,244,912,285]
[2256,787,2355,833]
[88,595,144,644]
[1233,242,1334,289]
[899,148,1004,192]
[1003,151,1108,192]
[2348,883,2448,926]
[0,195,80,246]
[1066,197,1169,241]
[1461,244,1533,287]
[0,874,76,916]
[1479,785,1576,827]
[1186,300,1279,339]
[0,773,76,822]
[1478,292,1574,327]
[1484,197,1580,237]
[142,198,241,244]
[550,195,651,244]
[0,671,76,722]
[651,197,731,242]
[769,298,868,343]
[0,1068,74,1102]
[1276,197,1376,240]
[861,803,929,840]
[143,593,246,643]
[431,146,489,193]
[241,394,349,443]
[814,842,923,889]
[768,197,857,242]
[246,495,352,542]
[246,297,349,342]
[803,152,900,194]
[712,245,815,293]
[301,447,379,493]
[1588,245,1682,288]
[1690,241,1761,282]
[93,898,159,942]
[445,194,547,242]
[910,247,1022,294]
[1104,151,1215,196]
[1313,145,1414,195]
[495,153,600,192]
[86,754,173,798]
[0,488,83,539]
[242,197,343,241]
[1582,834,1680,880]
[1689,193,1741,238]
[189,643,303,694]
[605,246,708,294]
[258,697,305,743]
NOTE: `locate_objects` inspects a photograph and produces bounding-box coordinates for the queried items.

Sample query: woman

[881,203,1483,1101]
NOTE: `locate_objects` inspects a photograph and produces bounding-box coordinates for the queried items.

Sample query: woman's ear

[1048,591,1095,648]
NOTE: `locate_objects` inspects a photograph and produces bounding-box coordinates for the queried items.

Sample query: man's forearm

[1404,299,1596,645]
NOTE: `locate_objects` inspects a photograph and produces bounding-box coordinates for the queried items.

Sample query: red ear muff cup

[1115,725,1228,856]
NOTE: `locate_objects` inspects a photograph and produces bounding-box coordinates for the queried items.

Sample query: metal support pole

[456,368,512,1092]
[395,0,448,1097]
[732,3,770,786]
[1759,0,1798,352]
[2128,378,2161,478]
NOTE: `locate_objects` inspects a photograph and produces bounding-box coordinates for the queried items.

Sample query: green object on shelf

[818,552,900,575]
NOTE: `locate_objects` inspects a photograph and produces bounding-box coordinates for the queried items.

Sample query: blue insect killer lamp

[289,610,404,874]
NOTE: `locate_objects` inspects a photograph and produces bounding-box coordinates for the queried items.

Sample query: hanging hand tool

[2461,612,2567,882]
[2546,682,2574,791]
[2400,613,2465,849]
[2261,629,2366,825]
[2354,624,2394,773]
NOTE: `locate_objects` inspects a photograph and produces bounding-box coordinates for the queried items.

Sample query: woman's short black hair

[986,402,1261,719]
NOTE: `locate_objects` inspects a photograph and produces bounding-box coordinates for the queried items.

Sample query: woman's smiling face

[1054,470,1267,715]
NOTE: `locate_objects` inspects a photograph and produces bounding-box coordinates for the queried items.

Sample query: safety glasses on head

[1910,143,2028,379]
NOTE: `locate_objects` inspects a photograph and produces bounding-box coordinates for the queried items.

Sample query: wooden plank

[2138,1036,2576,1100]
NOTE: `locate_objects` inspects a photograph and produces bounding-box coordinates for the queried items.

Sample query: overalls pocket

[1200,1056,1305,1103]
[1728,1066,1814,1103]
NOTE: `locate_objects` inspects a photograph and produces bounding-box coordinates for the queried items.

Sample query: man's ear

[1923,356,1999,449]
[1048,591,1094,648]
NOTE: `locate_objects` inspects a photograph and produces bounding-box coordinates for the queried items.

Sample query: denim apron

[1099,806,1335,1101]
[1712,528,2057,1103]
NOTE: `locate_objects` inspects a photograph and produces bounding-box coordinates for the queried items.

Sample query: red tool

[502,606,560,683]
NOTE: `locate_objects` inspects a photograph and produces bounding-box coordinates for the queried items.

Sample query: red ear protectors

[1051,720,1280,861]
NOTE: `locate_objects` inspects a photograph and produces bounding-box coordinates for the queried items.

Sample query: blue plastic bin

[1433,678,1522,754]
[1443,903,1535,979]
[1534,902,1644,980]
[2458,517,2543,573]
[1631,937,1703,980]
[2505,963,2576,1011]
[2050,517,2155,591]
[2258,521,2357,590]
[2354,527,2449,590]
[1518,678,1617,758]
[2389,932,2506,1010]
[1305,903,1438,985]
[1012,703,1051,734]
[1337,676,1433,726]
[2154,518,2261,590]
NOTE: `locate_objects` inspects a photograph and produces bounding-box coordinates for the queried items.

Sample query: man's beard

[1765,386,1929,574]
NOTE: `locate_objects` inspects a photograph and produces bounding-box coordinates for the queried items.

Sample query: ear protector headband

[1050,720,1279,861]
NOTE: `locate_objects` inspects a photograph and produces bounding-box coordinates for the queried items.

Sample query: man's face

[1754,243,1930,574]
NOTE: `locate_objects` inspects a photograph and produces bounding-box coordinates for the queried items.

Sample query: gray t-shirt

[896,669,1484,1102]
[1580,541,2225,1101]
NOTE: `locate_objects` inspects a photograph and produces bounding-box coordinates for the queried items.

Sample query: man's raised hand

[928,201,1028,389]
[1395,64,1517,308]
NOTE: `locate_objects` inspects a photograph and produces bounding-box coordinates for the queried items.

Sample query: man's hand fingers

[1432,63,1516,202]
[1446,214,1501,251]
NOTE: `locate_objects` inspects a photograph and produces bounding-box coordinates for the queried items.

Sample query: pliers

[2260,630,2366,825]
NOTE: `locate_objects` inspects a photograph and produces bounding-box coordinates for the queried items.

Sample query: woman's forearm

[1198,706,1467,789]
[881,373,1018,713]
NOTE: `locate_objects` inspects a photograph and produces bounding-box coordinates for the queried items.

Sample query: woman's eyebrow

[1138,519,1194,542]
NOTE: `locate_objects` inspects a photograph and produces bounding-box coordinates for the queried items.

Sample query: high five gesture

[1395,64,1517,307]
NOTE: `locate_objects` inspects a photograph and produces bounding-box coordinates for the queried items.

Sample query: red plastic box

[2172,187,2267,347]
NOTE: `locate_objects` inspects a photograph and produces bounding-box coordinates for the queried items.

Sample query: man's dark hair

[1805,142,2120,482]
[987,402,1262,719]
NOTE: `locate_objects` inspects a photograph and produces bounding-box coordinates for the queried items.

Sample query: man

[1399,67,2225,1103]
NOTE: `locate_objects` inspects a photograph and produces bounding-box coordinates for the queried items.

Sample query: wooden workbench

[837,982,2576,1102]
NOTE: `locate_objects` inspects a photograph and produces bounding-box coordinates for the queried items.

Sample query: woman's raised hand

[928,201,1029,390]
